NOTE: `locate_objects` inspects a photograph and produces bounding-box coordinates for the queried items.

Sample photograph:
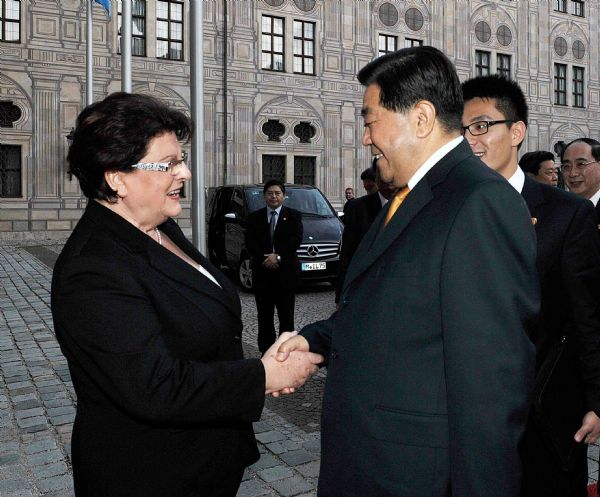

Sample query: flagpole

[86,0,94,105]
[190,0,205,252]
[121,0,132,92]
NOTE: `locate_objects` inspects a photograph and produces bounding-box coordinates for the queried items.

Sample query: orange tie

[384,186,411,226]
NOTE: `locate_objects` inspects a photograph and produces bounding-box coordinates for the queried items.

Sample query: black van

[207,184,343,290]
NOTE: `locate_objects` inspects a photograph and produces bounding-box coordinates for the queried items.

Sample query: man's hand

[261,332,323,396]
[574,410,600,444]
[263,253,279,269]
[276,335,310,362]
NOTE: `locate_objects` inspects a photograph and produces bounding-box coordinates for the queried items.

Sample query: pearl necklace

[154,227,162,246]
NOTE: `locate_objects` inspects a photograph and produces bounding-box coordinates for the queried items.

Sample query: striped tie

[384,186,411,227]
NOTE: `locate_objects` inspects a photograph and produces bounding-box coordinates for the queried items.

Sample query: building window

[262,15,284,71]
[293,20,314,74]
[378,34,397,56]
[405,38,423,48]
[554,63,567,105]
[497,54,511,79]
[262,155,286,183]
[475,50,490,76]
[475,21,491,43]
[294,156,316,186]
[573,66,584,107]
[156,1,183,60]
[0,0,20,42]
[118,0,146,56]
[0,144,21,197]
[293,122,316,143]
[496,25,512,47]
[379,2,399,27]
[405,8,424,31]
[572,0,584,16]
[555,0,567,12]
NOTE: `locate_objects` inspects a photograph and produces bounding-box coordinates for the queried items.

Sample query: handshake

[261,331,324,397]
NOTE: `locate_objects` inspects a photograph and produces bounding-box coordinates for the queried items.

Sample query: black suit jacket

[245,206,303,291]
[335,192,382,300]
[51,201,265,497]
[302,140,538,497]
[522,177,600,413]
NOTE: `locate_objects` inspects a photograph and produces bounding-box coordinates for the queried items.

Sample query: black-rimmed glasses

[461,120,515,137]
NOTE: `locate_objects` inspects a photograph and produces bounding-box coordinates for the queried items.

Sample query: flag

[93,0,111,17]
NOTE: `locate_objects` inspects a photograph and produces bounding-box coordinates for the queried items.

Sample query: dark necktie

[269,210,277,249]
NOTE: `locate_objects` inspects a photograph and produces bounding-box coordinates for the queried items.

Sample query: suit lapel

[342,139,471,294]
[521,176,544,227]
[343,182,432,291]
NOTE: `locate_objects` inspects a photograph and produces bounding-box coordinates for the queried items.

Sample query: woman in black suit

[51,92,322,497]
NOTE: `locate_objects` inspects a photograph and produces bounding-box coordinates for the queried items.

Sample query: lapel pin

[531,217,537,225]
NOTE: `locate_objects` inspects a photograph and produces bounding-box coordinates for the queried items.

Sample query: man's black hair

[518,151,555,175]
[360,167,376,181]
[561,138,600,162]
[461,74,529,127]
[263,179,285,194]
[357,45,463,133]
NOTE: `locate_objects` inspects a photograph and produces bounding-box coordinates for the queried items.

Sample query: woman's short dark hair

[519,151,555,175]
[357,46,464,134]
[67,92,193,201]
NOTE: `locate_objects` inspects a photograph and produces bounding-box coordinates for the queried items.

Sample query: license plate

[301,262,326,271]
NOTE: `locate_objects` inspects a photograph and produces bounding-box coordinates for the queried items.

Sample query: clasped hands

[262,253,279,269]
[261,331,322,397]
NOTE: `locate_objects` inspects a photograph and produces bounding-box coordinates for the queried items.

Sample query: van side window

[230,189,245,219]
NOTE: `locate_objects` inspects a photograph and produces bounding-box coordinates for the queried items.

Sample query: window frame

[554,63,567,106]
[156,0,184,61]
[0,0,21,43]
[496,53,511,79]
[572,0,585,17]
[0,144,22,198]
[573,65,585,108]
[118,0,147,57]
[293,19,315,75]
[555,0,567,12]
[404,37,423,48]
[475,50,491,76]
[261,15,285,72]
[378,33,397,56]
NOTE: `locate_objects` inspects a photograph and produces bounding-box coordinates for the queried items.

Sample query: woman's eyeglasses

[131,151,188,175]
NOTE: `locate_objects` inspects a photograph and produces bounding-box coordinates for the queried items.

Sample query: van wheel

[238,255,253,291]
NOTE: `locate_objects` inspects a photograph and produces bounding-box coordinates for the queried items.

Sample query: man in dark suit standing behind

[335,166,396,302]
[277,46,538,497]
[246,180,303,354]
[462,74,600,497]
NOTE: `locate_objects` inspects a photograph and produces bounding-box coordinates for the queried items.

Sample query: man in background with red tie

[276,46,538,497]
[245,180,303,355]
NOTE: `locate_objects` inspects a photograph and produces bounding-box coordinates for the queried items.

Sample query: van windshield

[245,187,335,217]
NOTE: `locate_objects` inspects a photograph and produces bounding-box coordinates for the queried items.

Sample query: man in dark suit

[462,74,600,497]
[335,165,396,302]
[561,138,600,233]
[245,180,303,354]
[277,46,538,497]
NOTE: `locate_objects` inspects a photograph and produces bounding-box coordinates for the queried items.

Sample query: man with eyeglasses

[562,138,600,231]
[245,180,303,355]
[462,74,600,497]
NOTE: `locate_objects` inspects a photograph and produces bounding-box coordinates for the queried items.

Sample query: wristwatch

[276,255,282,263]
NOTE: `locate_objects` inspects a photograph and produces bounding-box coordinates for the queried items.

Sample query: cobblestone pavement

[0,240,598,496]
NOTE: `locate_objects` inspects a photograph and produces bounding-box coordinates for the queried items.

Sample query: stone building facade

[1,0,598,236]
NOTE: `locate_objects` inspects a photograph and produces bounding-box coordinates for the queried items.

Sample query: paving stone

[257,465,294,483]
[17,416,47,429]
[255,430,287,444]
[270,475,314,496]
[250,453,280,471]
[296,461,320,479]
[28,449,64,466]
[32,461,68,479]
[37,474,72,493]
[279,449,318,467]
[235,479,271,497]
[24,439,58,454]
[0,478,28,493]
[0,452,20,465]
